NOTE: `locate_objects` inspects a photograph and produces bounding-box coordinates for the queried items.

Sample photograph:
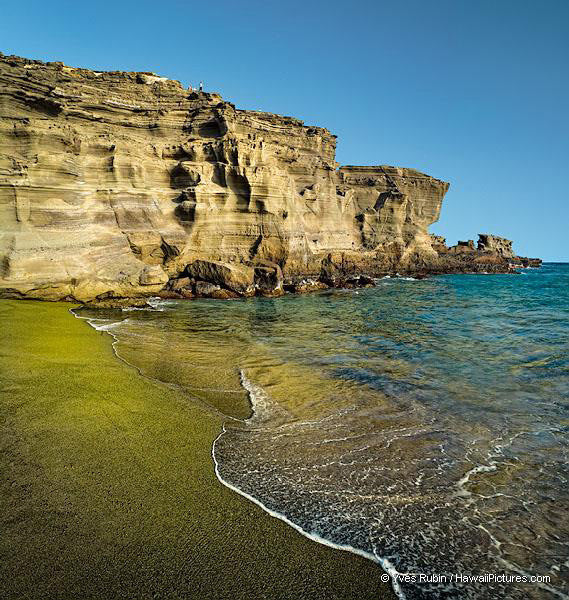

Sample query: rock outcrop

[429,234,542,274]
[0,54,539,302]
[477,234,513,258]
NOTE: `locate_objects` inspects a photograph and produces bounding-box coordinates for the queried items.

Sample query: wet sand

[0,300,395,600]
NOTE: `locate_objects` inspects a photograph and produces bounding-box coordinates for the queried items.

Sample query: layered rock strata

[0,54,539,302]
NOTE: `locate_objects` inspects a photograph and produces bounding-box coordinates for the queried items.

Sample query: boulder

[284,279,329,294]
[194,281,221,297]
[345,275,376,288]
[429,234,448,253]
[320,253,349,286]
[252,260,284,297]
[168,276,193,291]
[186,260,255,296]
[194,280,238,299]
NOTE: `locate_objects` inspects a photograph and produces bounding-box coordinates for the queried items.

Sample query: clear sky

[2,0,567,260]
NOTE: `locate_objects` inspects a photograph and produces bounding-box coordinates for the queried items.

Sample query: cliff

[0,54,535,302]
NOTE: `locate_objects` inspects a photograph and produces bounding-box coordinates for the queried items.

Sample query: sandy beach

[0,300,394,600]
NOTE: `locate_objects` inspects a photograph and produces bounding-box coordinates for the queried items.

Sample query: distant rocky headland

[0,54,541,304]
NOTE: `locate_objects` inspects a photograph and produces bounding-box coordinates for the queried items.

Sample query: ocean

[78,263,569,599]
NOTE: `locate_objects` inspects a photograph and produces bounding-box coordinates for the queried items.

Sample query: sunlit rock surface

[0,54,536,302]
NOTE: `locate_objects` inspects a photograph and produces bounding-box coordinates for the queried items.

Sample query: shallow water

[79,264,569,599]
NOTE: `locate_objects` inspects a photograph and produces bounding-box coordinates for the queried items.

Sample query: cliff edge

[0,54,537,302]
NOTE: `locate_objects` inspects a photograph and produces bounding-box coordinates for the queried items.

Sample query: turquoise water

[81,264,569,599]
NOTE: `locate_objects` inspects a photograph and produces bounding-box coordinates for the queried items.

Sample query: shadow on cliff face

[172,191,196,229]
[184,109,228,139]
[374,190,404,211]
[197,119,225,138]
[25,96,63,116]
[170,163,199,230]
[169,164,254,231]
[170,163,201,188]
[226,169,252,211]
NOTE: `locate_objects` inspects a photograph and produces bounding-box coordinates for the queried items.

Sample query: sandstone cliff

[0,54,535,302]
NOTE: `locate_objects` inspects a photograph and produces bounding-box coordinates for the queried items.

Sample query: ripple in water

[80,264,569,599]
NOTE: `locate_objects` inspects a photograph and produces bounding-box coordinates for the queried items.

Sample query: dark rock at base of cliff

[428,233,541,275]
[343,275,376,288]
[194,280,239,299]
[250,260,285,297]
[166,259,285,298]
[319,253,383,287]
[283,272,376,294]
[168,276,194,292]
[512,256,543,268]
[185,260,255,297]
[284,279,329,294]
[84,297,152,309]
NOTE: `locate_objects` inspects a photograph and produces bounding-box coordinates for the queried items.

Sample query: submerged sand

[0,300,394,599]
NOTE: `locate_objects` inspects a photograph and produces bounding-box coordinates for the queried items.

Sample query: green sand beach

[0,300,394,599]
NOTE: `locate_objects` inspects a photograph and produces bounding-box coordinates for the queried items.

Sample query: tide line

[211,371,407,600]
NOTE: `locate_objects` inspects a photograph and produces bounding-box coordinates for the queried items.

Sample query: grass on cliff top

[0,300,394,600]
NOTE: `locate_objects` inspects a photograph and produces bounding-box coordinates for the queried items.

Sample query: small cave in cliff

[170,163,201,188]
[197,119,224,138]
[187,113,228,139]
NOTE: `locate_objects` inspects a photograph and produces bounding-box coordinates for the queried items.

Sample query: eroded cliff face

[477,234,513,258]
[0,54,524,303]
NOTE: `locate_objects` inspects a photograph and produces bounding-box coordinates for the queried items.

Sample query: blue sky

[2,0,567,260]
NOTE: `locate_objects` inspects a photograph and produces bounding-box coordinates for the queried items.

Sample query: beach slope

[0,300,394,599]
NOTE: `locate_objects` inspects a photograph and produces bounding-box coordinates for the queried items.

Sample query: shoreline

[75,306,406,597]
[0,266,539,310]
[212,427,404,600]
[211,370,407,599]
[0,299,396,599]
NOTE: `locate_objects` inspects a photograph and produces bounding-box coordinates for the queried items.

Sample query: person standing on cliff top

[199,81,203,92]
